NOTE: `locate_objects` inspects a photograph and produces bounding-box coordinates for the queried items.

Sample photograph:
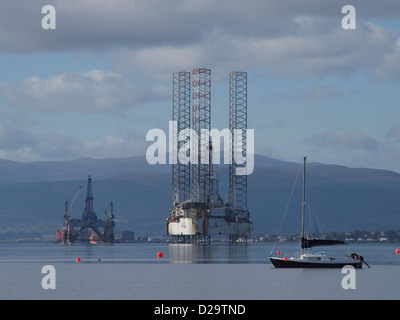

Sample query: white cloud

[0,123,147,161]
[0,70,167,114]
[374,37,400,81]
[279,86,344,101]
[306,129,379,151]
[114,19,400,82]
[0,1,398,82]
[299,129,400,171]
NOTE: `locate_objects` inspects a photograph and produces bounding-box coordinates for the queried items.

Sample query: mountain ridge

[1,154,398,183]
[0,155,399,237]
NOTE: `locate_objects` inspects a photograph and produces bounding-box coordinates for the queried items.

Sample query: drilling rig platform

[166,69,253,244]
[57,175,115,244]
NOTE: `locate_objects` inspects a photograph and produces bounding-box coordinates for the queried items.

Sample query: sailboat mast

[301,156,306,255]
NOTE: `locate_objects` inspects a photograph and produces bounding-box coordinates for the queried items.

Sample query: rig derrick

[57,175,115,244]
[166,69,253,244]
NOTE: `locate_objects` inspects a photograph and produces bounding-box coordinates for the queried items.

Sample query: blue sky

[0,0,399,172]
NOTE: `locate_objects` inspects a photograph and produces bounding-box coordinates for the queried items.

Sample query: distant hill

[0,156,170,183]
[0,154,299,183]
[0,155,399,238]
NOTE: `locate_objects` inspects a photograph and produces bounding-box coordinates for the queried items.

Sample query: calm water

[0,242,399,300]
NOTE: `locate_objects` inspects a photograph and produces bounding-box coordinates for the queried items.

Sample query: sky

[0,0,400,172]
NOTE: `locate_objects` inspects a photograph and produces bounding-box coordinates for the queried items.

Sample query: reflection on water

[168,244,249,264]
[0,242,398,265]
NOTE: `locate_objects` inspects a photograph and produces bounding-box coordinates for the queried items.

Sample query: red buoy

[76,257,81,263]
[276,251,281,255]
[284,257,288,261]
[157,252,163,258]
[396,249,400,254]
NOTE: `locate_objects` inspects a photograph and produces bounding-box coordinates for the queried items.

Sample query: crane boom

[67,185,82,217]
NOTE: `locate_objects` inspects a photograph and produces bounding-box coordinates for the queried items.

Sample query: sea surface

[0,242,399,300]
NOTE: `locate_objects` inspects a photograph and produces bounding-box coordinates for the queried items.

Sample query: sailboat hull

[269,158,367,269]
[269,256,362,269]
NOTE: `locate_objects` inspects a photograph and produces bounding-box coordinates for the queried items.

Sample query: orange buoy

[76,257,81,263]
[157,252,164,258]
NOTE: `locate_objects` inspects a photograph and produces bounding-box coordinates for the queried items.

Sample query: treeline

[260,230,400,242]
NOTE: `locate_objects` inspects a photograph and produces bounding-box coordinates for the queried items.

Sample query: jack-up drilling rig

[57,175,115,244]
[166,69,253,244]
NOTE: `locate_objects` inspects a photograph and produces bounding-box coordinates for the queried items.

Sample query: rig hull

[166,204,252,243]
[167,216,252,236]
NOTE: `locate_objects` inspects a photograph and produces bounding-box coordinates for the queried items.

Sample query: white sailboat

[269,157,369,268]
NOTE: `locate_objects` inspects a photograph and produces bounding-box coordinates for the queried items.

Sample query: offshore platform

[166,69,253,244]
[57,175,115,244]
